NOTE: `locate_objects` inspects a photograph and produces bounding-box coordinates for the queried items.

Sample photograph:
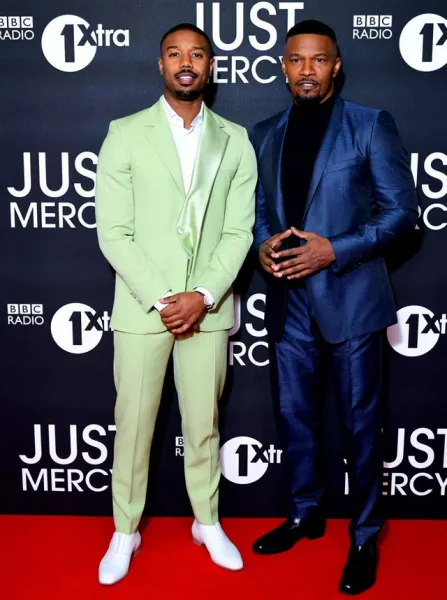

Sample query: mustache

[175,69,198,79]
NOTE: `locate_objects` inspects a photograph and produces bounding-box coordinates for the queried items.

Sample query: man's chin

[173,86,202,101]
[294,92,321,106]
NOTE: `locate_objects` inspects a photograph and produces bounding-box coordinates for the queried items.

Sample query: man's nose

[180,54,193,69]
[299,59,315,77]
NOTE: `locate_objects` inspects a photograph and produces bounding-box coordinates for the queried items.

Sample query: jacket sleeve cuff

[194,287,215,309]
[329,234,364,274]
[253,228,271,254]
[153,290,172,312]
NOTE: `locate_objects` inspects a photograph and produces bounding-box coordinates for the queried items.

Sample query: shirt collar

[162,95,204,129]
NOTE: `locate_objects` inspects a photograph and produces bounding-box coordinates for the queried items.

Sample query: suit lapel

[186,106,229,206]
[176,106,229,271]
[303,96,345,222]
[143,99,185,195]
[272,107,291,232]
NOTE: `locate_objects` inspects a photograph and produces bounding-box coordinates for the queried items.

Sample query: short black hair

[285,19,340,56]
[160,23,214,57]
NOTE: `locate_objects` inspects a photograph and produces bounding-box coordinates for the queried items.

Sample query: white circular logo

[42,15,97,72]
[400,14,447,72]
[220,436,269,484]
[387,305,440,357]
[51,303,104,354]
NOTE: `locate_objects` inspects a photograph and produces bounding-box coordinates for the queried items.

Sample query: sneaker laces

[114,533,131,555]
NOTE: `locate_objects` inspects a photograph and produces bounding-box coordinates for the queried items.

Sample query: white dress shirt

[155,96,213,312]
[162,94,203,194]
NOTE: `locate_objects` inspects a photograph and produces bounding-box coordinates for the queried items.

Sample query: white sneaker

[98,531,141,585]
[192,520,243,571]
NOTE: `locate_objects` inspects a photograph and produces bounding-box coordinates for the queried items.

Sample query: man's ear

[333,56,342,79]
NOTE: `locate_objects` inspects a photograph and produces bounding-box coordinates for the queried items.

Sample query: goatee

[293,94,321,108]
[174,88,202,101]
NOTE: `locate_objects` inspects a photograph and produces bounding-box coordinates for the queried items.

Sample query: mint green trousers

[111,329,228,534]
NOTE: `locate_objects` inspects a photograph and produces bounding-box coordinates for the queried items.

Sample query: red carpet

[0,516,444,599]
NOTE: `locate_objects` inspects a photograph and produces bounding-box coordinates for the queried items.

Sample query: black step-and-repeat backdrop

[1,0,447,520]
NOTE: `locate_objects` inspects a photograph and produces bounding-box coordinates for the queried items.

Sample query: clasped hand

[259,226,335,280]
[159,292,205,335]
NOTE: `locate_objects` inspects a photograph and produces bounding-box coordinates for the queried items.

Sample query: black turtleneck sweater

[281,95,336,236]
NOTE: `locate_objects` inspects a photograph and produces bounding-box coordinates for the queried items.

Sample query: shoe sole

[252,530,325,555]
[339,584,376,596]
[98,542,142,586]
[306,530,325,540]
[192,536,243,571]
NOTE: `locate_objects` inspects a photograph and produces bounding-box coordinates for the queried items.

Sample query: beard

[173,87,203,101]
[293,88,322,107]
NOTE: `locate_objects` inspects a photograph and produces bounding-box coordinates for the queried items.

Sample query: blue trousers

[271,286,383,545]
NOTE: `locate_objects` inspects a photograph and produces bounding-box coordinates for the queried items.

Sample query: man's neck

[319,88,336,105]
[163,91,203,129]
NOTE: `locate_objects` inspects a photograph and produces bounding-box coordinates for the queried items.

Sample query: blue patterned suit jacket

[251,96,418,343]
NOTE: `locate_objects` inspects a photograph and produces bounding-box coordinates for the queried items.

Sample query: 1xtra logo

[220,436,282,484]
[51,303,111,354]
[387,305,446,357]
[41,15,130,72]
[400,14,447,72]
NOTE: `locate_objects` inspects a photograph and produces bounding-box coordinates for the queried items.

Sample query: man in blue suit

[251,20,417,595]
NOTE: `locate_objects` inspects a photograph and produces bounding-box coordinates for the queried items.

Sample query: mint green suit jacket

[95,98,257,333]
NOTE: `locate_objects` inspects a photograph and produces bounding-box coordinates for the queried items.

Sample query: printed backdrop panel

[1,0,446,519]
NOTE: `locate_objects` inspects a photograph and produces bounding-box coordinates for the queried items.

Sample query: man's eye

[316,58,325,63]
[169,52,179,57]
[291,58,300,63]
[193,53,203,58]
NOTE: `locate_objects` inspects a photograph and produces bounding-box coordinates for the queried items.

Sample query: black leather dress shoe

[252,516,325,555]
[339,538,378,595]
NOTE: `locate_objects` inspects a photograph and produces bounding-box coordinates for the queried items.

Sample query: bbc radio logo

[387,305,446,357]
[220,436,283,484]
[7,304,43,326]
[353,15,393,40]
[0,16,34,41]
[41,15,130,72]
[400,14,447,72]
[51,303,111,354]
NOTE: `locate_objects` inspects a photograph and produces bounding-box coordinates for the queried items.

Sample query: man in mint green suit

[95,24,256,585]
